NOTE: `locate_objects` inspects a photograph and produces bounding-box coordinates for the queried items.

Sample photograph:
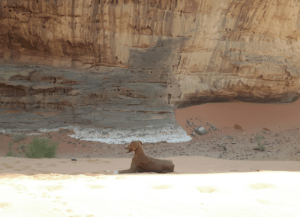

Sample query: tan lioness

[117,141,175,174]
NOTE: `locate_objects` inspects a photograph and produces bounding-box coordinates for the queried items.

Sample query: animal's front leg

[117,162,138,174]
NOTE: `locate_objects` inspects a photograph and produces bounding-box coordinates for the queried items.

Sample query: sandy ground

[0,100,300,216]
[1,100,300,161]
[0,156,300,217]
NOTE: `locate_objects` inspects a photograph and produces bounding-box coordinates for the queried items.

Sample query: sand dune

[0,156,300,217]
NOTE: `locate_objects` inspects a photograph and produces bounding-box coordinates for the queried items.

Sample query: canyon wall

[0,0,300,141]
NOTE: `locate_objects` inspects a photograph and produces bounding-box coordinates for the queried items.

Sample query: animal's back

[147,157,174,173]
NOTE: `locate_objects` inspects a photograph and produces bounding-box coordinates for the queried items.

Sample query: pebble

[187,120,194,126]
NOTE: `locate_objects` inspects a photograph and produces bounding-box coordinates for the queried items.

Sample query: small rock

[207,122,217,131]
[187,144,191,147]
[231,142,236,144]
[275,133,279,136]
[187,120,194,126]
[190,132,195,137]
[71,159,77,161]
[194,127,207,135]
[233,124,243,131]
[219,154,222,158]
[114,171,119,174]
[153,150,157,153]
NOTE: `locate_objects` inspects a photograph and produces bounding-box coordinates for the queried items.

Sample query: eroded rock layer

[0,0,300,139]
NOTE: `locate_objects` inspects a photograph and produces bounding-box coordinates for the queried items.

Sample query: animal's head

[125,141,143,153]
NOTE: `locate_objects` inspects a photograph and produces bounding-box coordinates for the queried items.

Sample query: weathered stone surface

[187,120,194,126]
[0,60,191,143]
[0,0,300,141]
[194,126,207,135]
[0,61,172,122]
[0,0,300,108]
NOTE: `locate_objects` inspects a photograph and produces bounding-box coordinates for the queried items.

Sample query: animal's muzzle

[127,148,133,153]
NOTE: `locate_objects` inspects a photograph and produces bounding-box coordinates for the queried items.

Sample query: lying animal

[117,140,175,174]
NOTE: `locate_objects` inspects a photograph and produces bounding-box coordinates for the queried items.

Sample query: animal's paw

[114,171,119,174]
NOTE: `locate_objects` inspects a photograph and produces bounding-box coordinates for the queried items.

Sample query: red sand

[175,100,300,134]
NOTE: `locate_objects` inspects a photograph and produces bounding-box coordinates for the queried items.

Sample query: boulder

[194,127,207,136]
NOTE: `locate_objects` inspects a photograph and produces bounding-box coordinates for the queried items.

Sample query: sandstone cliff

[0,0,300,141]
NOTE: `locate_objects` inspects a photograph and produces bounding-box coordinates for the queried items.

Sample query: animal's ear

[139,141,143,146]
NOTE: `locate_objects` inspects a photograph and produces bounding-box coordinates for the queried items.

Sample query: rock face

[0,60,191,144]
[0,0,300,140]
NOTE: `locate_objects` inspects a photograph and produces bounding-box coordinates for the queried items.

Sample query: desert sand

[0,100,300,216]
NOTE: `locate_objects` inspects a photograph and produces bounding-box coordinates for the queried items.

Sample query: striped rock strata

[0,0,300,142]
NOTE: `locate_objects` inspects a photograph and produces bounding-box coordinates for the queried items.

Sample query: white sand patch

[0,124,192,144]
[0,172,299,217]
[68,124,192,144]
[38,128,62,133]
[0,127,69,134]
[0,129,30,134]
[23,133,42,136]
